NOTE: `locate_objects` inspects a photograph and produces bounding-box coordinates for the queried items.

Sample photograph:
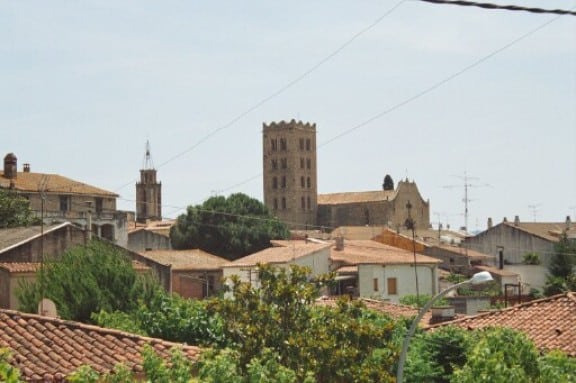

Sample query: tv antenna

[443,171,490,233]
[528,204,541,222]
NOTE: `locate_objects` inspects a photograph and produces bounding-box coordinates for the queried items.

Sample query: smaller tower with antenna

[136,141,162,223]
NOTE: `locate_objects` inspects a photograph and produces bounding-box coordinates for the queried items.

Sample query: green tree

[0,189,39,228]
[170,193,289,260]
[537,350,576,383]
[210,264,397,382]
[544,233,576,295]
[451,327,540,383]
[17,240,158,322]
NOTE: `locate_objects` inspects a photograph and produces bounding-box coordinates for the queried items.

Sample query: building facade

[0,153,128,246]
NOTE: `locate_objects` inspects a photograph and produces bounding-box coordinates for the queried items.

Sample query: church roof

[318,190,396,205]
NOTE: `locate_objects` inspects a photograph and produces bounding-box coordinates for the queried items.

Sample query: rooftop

[331,240,441,266]
[428,292,576,356]
[138,249,228,271]
[223,241,331,268]
[0,171,117,197]
[0,309,201,381]
[317,190,396,205]
[0,223,74,254]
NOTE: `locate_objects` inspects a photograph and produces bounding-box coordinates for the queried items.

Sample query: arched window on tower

[307,196,311,210]
[301,196,305,210]
[282,197,287,209]
[272,177,278,189]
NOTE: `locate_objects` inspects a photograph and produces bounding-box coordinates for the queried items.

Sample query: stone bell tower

[136,141,162,223]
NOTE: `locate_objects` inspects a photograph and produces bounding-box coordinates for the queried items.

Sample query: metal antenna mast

[142,140,155,170]
[443,171,489,233]
[528,204,541,222]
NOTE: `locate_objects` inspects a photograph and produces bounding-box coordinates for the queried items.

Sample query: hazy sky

[2,1,575,232]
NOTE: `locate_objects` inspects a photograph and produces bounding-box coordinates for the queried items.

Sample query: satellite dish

[37,298,58,318]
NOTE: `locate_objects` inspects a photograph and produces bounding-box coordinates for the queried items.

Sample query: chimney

[487,217,493,229]
[3,153,17,179]
[514,216,520,226]
[335,236,344,251]
[503,217,508,223]
[23,163,30,173]
[566,216,572,230]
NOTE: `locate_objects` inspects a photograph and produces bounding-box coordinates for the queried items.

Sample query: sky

[1,0,575,233]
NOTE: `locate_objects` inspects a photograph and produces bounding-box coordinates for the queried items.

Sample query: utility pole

[405,201,420,301]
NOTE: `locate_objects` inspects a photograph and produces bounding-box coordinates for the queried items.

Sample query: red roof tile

[428,292,576,356]
[0,309,201,381]
[0,172,117,197]
[331,240,441,265]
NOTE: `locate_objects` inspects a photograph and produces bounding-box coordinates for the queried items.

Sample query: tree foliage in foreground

[544,232,576,296]
[170,193,289,260]
[0,189,39,228]
[17,240,157,322]
[209,264,397,382]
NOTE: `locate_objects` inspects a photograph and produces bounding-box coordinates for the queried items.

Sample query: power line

[417,0,576,16]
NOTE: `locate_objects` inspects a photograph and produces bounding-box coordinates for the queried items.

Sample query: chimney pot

[487,217,493,229]
[23,163,30,173]
[514,216,520,226]
[3,153,17,179]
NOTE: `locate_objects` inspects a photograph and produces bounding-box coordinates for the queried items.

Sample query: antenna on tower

[443,171,490,233]
[142,140,155,170]
[528,204,541,222]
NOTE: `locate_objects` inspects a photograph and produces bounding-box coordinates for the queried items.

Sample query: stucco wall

[127,230,171,252]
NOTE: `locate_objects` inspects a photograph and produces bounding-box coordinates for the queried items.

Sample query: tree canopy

[382,174,394,191]
[170,193,289,260]
[0,189,39,228]
[544,232,576,295]
[17,240,157,322]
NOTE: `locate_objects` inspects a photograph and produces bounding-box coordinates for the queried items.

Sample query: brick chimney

[514,215,520,226]
[23,163,30,173]
[566,216,572,230]
[487,217,493,229]
[3,153,17,179]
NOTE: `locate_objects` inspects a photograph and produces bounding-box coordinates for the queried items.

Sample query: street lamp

[396,271,493,383]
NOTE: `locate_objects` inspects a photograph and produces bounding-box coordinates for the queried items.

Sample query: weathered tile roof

[0,309,201,382]
[473,264,519,277]
[317,190,396,205]
[427,292,576,356]
[223,241,331,268]
[435,245,494,261]
[501,222,575,243]
[329,226,387,240]
[0,171,117,197]
[331,240,441,266]
[0,223,72,254]
[138,249,229,271]
[128,220,175,237]
[0,261,150,274]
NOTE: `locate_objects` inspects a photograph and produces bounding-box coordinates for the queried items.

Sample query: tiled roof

[138,249,228,271]
[317,190,396,205]
[331,240,441,266]
[501,222,575,243]
[474,264,519,277]
[0,171,117,197]
[128,220,174,237]
[428,292,576,356]
[0,309,201,381]
[436,245,494,260]
[0,223,72,254]
[223,241,331,268]
[329,226,387,240]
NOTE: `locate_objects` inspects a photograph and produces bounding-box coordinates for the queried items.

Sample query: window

[271,139,277,151]
[306,138,311,150]
[373,278,379,292]
[299,138,304,150]
[281,176,286,188]
[272,177,278,189]
[306,158,311,169]
[95,198,103,214]
[387,278,398,295]
[307,196,311,210]
[281,158,287,169]
[300,176,305,188]
[300,158,304,169]
[59,195,70,212]
[271,159,278,170]
[280,138,287,151]
[307,177,311,188]
[273,198,278,210]
[301,197,305,209]
[281,197,286,209]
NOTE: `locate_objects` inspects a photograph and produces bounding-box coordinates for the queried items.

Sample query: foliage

[445,273,467,284]
[400,294,447,308]
[382,174,394,191]
[0,349,21,383]
[545,233,576,296]
[523,252,541,265]
[0,189,39,228]
[404,326,471,383]
[537,350,576,383]
[170,193,289,260]
[16,240,158,322]
[451,327,540,383]
[209,264,397,382]
[91,309,146,335]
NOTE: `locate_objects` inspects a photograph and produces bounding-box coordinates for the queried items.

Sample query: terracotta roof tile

[223,241,331,268]
[331,240,441,265]
[0,309,201,381]
[0,171,117,197]
[138,249,229,270]
[501,222,576,243]
[317,190,396,205]
[0,223,71,254]
[428,292,576,356]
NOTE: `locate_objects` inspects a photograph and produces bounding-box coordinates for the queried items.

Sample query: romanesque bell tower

[262,120,317,229]
[136,141,162,223]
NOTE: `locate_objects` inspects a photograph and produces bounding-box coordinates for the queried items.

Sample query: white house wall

[358,264,438,303]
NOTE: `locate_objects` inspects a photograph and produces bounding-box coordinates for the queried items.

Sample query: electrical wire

[417,0,576,16]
